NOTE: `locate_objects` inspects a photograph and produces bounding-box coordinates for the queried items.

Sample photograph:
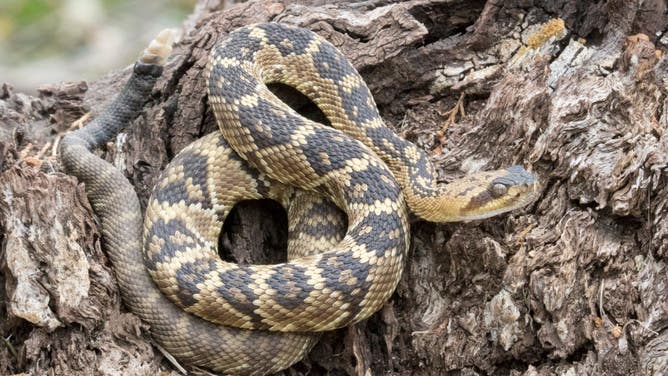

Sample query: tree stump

[1,0,668,375]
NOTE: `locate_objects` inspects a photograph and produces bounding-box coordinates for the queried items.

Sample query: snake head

[432,165,539,222]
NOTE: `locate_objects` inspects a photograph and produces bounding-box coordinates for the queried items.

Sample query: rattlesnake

[61,23,538,375]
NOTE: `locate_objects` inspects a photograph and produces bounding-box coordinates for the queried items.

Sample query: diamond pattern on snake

[61,22,538,376]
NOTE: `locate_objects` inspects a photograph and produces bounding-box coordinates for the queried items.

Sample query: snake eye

[491,183,508,198]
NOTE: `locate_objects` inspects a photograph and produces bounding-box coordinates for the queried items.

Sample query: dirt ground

[1,0,668,375]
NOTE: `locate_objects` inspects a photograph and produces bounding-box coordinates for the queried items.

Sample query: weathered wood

[1,0,667,375]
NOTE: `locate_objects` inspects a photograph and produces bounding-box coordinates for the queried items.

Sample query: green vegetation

[0,0,195,91]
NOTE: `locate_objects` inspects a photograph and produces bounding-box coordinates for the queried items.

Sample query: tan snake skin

[62,23,538,375]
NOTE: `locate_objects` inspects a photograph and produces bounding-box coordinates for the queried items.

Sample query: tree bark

[2,0,668,375]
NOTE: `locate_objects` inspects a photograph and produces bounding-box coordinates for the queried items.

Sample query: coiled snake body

[61,23,538,375]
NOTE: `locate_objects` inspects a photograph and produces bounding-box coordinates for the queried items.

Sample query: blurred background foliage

[0,0,197,93]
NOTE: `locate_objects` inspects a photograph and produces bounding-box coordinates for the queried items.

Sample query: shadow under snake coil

[61,23,538,375]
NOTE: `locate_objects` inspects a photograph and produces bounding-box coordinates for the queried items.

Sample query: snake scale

[61,23,538,375]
